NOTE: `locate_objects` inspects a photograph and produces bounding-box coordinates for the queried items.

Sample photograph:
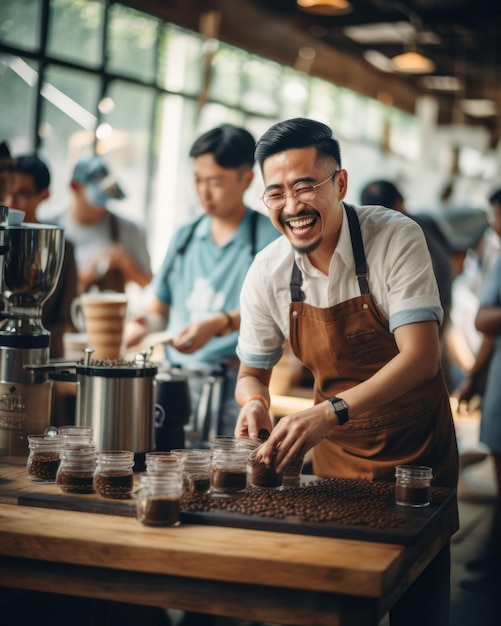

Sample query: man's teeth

[287,217,315,228]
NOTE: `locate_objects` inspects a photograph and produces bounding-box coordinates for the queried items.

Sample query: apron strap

[344,202,370,296]
[290,261,305,302]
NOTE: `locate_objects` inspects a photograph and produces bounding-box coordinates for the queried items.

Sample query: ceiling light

[391,50,436,74]
[460,99,498,118]
[296,0,353,16]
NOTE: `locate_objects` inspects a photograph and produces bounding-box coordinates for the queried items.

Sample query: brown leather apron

[289,204,458,488]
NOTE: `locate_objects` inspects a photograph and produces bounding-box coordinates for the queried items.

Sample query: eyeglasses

[261,169,340,211]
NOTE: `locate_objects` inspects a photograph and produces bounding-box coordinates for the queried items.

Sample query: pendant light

[296,0,353,16]
[391,48,436,74]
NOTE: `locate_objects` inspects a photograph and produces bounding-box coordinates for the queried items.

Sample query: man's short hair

[360,180,403,211]
[255,117,342,172]
[14,155,51,191]
[189,124,255,169]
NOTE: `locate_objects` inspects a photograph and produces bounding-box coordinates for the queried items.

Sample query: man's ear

[243,167,254,191]
[39,188,49,202]
[336,169,348,201]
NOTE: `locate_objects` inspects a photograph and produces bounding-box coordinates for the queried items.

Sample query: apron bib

[289,203,458,488]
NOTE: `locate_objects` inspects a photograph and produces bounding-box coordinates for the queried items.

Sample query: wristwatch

[328,396,349,425]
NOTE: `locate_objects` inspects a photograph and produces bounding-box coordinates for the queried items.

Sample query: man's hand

[258,401,336,473]
[234,398,273,440]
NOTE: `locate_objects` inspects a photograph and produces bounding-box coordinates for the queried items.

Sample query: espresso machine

[0,215,64,455]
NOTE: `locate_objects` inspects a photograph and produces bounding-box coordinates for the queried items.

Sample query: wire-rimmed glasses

[261,169,340,211]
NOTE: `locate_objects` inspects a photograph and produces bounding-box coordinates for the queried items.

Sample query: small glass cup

[395,465,433,507]
[210,448,248,494]
[26,434,62,483]
[94,450,135,499]
[136,472,184,527]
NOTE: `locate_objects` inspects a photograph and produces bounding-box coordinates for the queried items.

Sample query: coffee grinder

[0,217,64,455]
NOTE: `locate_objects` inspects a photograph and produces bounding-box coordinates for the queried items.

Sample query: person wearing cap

[52,155,152,294]
[9,154,78,359]
[0,141,13,205]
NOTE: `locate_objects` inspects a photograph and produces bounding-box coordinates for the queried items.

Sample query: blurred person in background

[448,190,501,391]
[456,189,501,594]
[127,124,280,444]
[9,154,78,359]
[360,179,455,389]
[51,155,152,295]
[128,124,280,626]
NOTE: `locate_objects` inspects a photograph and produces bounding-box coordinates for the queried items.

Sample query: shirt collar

[194,208,253,245]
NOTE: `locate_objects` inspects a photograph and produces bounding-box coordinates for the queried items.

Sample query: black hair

[189,124,255,169]
[360,180,403,210]
[488,188,501,205]
[14,155,51,191]
[255,118,342,172]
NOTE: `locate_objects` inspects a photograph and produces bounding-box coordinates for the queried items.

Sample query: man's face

[10,172,48,221]
[262,146,347,256]
[193,153,253,219]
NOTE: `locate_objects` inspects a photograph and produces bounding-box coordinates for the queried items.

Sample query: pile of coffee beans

[79,358,138,368]
[181,478,447,529]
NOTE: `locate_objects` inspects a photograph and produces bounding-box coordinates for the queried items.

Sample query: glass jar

[183,449,211,495]
[282,455,304,487]
[248,445,283,489]
[56,442,96,494]
[395,465,433,507]
[58,425,95,447]
[94,450,135,499]
[210,435,236,451]
[26,434,62,483]
[136,472,184,527]
[145,451,184,475]
[210,449,248,494]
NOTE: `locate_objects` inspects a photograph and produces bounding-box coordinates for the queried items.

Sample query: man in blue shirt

[128,124,280,441]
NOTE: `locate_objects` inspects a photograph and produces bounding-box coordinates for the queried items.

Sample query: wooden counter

[0,458,458,626]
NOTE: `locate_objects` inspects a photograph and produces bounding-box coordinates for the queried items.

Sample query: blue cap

[71,155,125,206]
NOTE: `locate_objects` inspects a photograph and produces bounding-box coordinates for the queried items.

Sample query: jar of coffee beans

[248,445,283,489]
[56,442,96,494]
[395,465,432,507]
[210,449,248,494]
[136,472,183,526]
[27,434,62,483]
[94,450,134,499]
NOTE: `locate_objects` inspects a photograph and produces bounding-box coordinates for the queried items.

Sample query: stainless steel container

[75,359,158,454]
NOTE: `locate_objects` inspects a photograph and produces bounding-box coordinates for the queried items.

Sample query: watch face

[334,400,346,411]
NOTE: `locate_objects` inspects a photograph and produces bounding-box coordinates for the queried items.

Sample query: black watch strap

[328,396,349,425]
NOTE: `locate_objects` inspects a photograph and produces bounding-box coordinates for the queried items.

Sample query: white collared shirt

[237,203,443,370]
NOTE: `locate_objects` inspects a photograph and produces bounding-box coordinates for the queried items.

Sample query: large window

[0,0,414,276]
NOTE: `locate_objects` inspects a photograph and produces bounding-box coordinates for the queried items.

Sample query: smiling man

[234,117,459,626]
